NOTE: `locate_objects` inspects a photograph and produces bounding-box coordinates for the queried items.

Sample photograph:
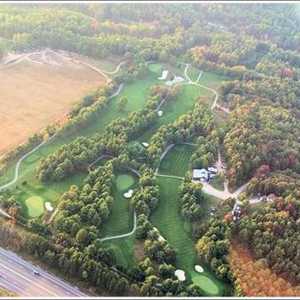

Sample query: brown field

[0,59,105,156]
[229,240,300,296]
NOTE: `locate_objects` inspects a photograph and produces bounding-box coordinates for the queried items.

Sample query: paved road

[0,248,87,297]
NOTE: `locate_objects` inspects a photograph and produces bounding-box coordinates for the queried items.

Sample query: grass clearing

[159,144,195,177]
[103,172,137,236]
[115,174,135,191]
[25,196,44,218]
[102,172,137,268]
[14,172,85,219]
[104,236,136,269]
[137,83,207,142]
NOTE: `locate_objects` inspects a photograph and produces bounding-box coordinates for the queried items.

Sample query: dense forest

[0,2,300,297]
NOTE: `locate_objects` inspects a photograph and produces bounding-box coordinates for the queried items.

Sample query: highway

[0,248,87,297]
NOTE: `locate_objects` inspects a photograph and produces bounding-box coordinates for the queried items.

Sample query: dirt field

[0,56,105,155]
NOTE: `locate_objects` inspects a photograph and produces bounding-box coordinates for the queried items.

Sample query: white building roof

[193,169,209,179]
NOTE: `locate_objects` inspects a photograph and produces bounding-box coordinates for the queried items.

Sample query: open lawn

[115,174,135,191]
[15,172,85,219]
[102,172,137,268]
[159,144,195,177]
[152,177,227,296]
[104,237,136,269]
[0,59,105,157]
[25,196,44,218]
[103,172,137,236]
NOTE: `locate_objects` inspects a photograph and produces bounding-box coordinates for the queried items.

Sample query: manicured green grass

[104,236,136,269]
[13,172,85,219]
[151,177,226,296]
[102,172,137,268]
[103,173,136,236]
[25,196,44,218]
[137,83,207,142]
[116,174,135,191]
[159,144,195,177]
[191,270,220,295]
[200,72,228,89]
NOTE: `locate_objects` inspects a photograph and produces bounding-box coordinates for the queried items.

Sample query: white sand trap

[166,75,184,86]
[124,189,134,199]
[158,70,169,80]
[45,202,54,212]
[175,269,186,281]
[158,110,163,117]
[142,142,149,148]
[153,227,166,241]
[195,265,204,273]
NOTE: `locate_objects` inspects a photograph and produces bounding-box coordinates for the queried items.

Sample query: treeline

[190,135,219,169]
[37,85,180,182]
[220,77,300,113]
[223,102,300,188]
[2,3,299,80]
[54,164,114,238]
[196,217,233,282]
[34,162,131,294]
[246,170,300,199]
[179,178,205,221]
[147,102,215,166]
[236,195,300,285]
[0,125,56,176]
[0,218,129,295]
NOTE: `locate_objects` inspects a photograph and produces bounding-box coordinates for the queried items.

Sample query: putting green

[115,174,135,191]
[191,271,220,296]
[25,196,44,218]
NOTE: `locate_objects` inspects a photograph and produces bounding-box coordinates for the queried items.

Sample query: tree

[117,96,128,112]
[76,228,89,245]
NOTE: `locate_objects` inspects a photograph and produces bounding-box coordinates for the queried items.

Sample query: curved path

[99,167,140,242]
[100,211,137,242]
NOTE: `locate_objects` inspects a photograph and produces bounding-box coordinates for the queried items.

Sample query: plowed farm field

[0,58,105,156]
